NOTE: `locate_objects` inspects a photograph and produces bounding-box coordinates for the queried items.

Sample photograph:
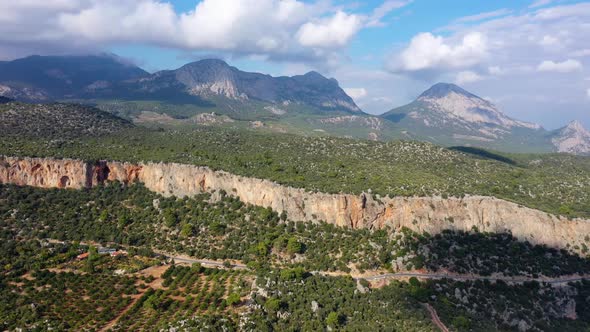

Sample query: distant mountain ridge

[110,59,361,113]
[0,54,148,101]
[380,82,590,155]
[381,83,544,151]
[417,83,540,130]
[0,55,361,115]
[383,83,541,137]
[1,54,589,155]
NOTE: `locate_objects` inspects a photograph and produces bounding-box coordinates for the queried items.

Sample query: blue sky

[1,0,589,129]
[112,0,539,71]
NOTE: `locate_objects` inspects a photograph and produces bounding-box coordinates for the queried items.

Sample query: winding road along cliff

[2,155,590,253]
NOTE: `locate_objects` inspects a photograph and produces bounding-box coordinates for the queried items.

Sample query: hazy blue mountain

[0,54,148,100]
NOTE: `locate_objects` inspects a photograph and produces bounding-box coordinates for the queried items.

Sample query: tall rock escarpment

[1,156,590,254]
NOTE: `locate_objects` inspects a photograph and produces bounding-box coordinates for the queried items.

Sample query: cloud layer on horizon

[0,0,588,129]
[0,0,409,66]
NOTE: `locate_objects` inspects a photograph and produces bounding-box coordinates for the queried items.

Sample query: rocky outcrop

[317,116,384,130]
[0,157,87,189]
[552,120,590,155]
[0,84,50,101]
[2,156,590,253]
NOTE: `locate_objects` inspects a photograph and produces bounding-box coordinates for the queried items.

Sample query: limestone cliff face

[1,156,589,253]
[0,157,88,189]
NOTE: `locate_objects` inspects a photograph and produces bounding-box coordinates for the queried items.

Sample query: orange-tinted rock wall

[2,155,589,253]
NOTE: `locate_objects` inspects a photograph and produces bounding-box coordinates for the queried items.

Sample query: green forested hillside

[2,123,590,218]
[0,102,132,139]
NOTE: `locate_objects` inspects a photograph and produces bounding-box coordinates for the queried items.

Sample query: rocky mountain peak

[565,120,587,133]
[176,58,234,78]
[302,71,328,81]
[191,58,229,66]
[418,82,476,99]
[179,59,232,73]
[414,82,540,130]
[552,120,590,155]
[293,71,338,87]
[175,59,243,99]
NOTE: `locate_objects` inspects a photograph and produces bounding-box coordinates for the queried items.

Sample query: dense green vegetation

[418,230,590,277]
[429,278,590,331]
[2,122,589,217]
[0,183,404,272]
[246,274,437,331]
[113,265,250,331]
[3,183,589,277]
[165,270,590,332]
[0,102,132,139]
[2,183,590,331]
[1,270,137,330]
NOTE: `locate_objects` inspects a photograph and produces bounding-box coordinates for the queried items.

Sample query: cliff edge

[1,155,589,254]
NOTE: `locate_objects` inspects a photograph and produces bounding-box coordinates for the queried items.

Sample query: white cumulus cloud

[343,87,368,100]
[297,11,362,48]
[0,0,369,63]
[58,1,178,44]
[537,59,582,73]
[391,32,488,72]
[455,71,483,84]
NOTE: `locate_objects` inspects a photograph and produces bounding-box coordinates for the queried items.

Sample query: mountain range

[0,54,588,155]
[0,55,359,116]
